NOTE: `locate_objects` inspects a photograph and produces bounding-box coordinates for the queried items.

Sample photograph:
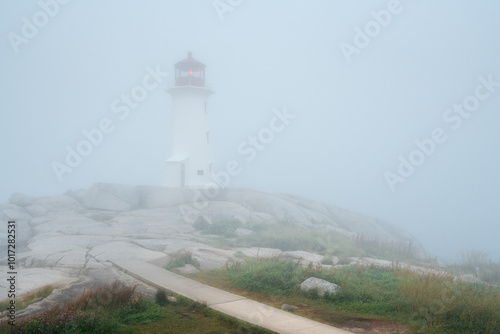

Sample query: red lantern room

[174,52,205,87]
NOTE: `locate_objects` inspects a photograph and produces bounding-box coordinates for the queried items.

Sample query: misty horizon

[1,0,499,262]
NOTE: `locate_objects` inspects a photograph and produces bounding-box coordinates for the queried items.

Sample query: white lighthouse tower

[165,52,213,187]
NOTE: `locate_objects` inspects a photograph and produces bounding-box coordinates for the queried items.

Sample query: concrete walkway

[112,259,350,334]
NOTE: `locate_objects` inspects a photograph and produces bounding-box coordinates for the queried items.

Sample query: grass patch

[234,223,425,263]
[197,220,427,264]
[224,257,305,295]
[117,295,165,325]
[322,254,334,265]
[0,285,54,312]
[12,311,118,333]
[352,233,422,263]
[166,251,200,270]
[398,267,500,333]
[446,250,500,285]
[192,257,500,334]
[239,224,338,253]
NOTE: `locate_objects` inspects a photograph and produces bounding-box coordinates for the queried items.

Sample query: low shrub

[321,254,334,265]
[166,251,200,270]
[50,280,136,314]
[201,219,242,238]
[352,233,421,262]
[398,267,500,333]
[201,257,500,333]
[155,288,169,306]
[238,224,330,253]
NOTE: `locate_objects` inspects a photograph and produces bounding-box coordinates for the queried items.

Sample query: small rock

[342,328,365,333]
[167,296,177,303]
[281,304,299,312]
[235,228,253,236]
[300,277,340,297]
[176,264,200,274]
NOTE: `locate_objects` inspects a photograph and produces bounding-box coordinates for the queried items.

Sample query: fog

[1,0,499,262]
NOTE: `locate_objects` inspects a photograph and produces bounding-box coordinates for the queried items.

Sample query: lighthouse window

[197,170,204,176]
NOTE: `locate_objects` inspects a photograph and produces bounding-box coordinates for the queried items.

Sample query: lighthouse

[165,52,213,187]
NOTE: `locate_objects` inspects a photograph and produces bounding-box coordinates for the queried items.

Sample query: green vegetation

[12,311,118,333]
[239,224,337,253]
[352,233,421,263]
[0,285,54,312]
[166,251,200,270]
[154,288,169,306]
[321,254,334,265]
[446,250,500,285]
[199,220,426,263]
[193,257,500,334]
[398,268,499,333]
[224,257,303,295]
[1,280,276,334]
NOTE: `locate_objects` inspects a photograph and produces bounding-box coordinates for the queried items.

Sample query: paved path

[112,259,350,334]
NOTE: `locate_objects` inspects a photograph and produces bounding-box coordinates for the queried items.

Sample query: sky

[1,0,499,262]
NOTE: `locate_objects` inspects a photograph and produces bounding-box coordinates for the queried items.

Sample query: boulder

[89,241,167,263]
[0,204,32,221]
[300,277,340,297]
[33,195,82,212]
[8,193,34,206]
[25,204,47,217]
[82,183,138,211]
[191,247,235,270]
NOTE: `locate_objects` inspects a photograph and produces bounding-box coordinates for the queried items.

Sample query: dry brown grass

[0,285,54,312]
[397,267,500,333]
[48,280,136,314]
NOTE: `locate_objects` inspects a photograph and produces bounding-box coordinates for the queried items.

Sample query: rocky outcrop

[81,183,139,211]
[0,183,422,298]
